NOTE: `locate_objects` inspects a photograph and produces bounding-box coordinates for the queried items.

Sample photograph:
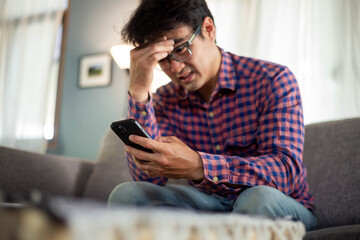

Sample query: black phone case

[110,119,153,153]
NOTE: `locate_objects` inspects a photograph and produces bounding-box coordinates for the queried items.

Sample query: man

[108,0,317,231]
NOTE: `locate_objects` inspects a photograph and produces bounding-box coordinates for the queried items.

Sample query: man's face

[161,25,220,95]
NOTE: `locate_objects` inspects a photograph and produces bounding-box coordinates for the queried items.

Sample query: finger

[132,156,160,175]
[132,49,171,71]
[160,36,167,41]
[134,157,163,176]
[133,39,174,55]
[146,170,161,178]
[132,156,140,166]
[146,41,174,63]
[132,156,150,167]
[155,38,173,46]
[129,135,164,153]
[126,144,168,167]
[131,39,174,71]
[125,145,153,161]
[150,52,169,67]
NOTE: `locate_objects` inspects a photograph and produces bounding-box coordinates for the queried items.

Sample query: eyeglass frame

[158,26,201,69]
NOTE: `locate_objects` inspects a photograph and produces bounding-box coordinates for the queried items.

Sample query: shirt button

[141,111,147,116]
[209,112,214,118]
[215,145,221,151]
[213,176,219,183]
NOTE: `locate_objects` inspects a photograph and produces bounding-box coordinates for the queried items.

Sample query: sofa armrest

[303,117,360,229]
[0,146,95,199]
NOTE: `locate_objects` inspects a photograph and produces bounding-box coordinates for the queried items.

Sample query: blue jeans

[108,182,317,231]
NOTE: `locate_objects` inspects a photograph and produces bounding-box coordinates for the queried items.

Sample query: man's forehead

[163,26,193,44]
[173,37,185,45]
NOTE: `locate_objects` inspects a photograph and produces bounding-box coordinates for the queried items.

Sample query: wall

[48,0,139,161]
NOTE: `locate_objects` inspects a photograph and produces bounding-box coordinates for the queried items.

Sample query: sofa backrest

[82,129,132,201]
[303,117,360,229]
[0,146,94,200]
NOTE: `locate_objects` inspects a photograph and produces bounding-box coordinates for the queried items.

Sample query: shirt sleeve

[126,93,168,185]
[192,68,308,199]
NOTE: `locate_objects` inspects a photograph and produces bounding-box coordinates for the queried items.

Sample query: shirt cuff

[128,92,154,126]
[191,151,230,187]
[192,152,261,189]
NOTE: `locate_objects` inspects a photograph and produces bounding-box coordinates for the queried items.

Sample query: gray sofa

[0,118,359,239]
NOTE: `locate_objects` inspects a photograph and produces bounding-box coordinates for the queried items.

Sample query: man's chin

[182,81,200,92]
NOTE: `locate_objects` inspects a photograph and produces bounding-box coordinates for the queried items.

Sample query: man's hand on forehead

[128,34,174,103]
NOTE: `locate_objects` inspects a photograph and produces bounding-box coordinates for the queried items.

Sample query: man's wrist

[191,152,205,181]
[128,89,150,104]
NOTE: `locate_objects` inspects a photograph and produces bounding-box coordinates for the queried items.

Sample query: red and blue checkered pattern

[127,48,314,212]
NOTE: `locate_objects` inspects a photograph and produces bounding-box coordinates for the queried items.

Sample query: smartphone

[110,119,153,153]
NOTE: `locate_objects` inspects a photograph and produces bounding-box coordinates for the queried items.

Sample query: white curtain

[207,0,360,124]
[0,0,65,152]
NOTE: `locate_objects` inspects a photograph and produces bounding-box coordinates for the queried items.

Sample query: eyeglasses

[157,26,201,71]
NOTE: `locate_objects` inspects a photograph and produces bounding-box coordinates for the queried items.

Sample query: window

[0,0,68,153]
[47,6,69,149]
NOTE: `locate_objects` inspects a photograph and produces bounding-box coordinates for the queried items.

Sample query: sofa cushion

[83,129,132,201]
[303,118,360,229]
[0,146,94,199]
[304,224,360,240]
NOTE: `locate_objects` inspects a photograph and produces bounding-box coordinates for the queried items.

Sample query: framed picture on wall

[79,53,112,88]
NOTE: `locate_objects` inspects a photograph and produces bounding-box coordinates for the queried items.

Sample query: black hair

[121,0,214,47]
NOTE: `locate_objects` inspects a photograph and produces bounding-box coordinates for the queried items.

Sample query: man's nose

[169,58,186,73]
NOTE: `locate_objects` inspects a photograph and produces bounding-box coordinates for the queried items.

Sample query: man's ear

[202,16,216,41]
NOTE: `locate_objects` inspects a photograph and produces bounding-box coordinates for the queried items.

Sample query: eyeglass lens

[157,26,201,71]
[158,45,191,71]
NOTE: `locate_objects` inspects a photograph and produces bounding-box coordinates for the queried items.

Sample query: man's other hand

[124,135,204,181]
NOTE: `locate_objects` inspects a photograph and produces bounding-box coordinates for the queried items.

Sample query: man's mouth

[179,71,193,84]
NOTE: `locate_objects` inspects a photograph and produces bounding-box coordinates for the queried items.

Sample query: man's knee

[233,185,285,217]
[108,181,157,206]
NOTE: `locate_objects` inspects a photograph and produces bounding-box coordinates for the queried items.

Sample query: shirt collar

[216,48,238,92]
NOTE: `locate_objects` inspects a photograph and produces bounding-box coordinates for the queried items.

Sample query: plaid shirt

[127,48,314,212]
